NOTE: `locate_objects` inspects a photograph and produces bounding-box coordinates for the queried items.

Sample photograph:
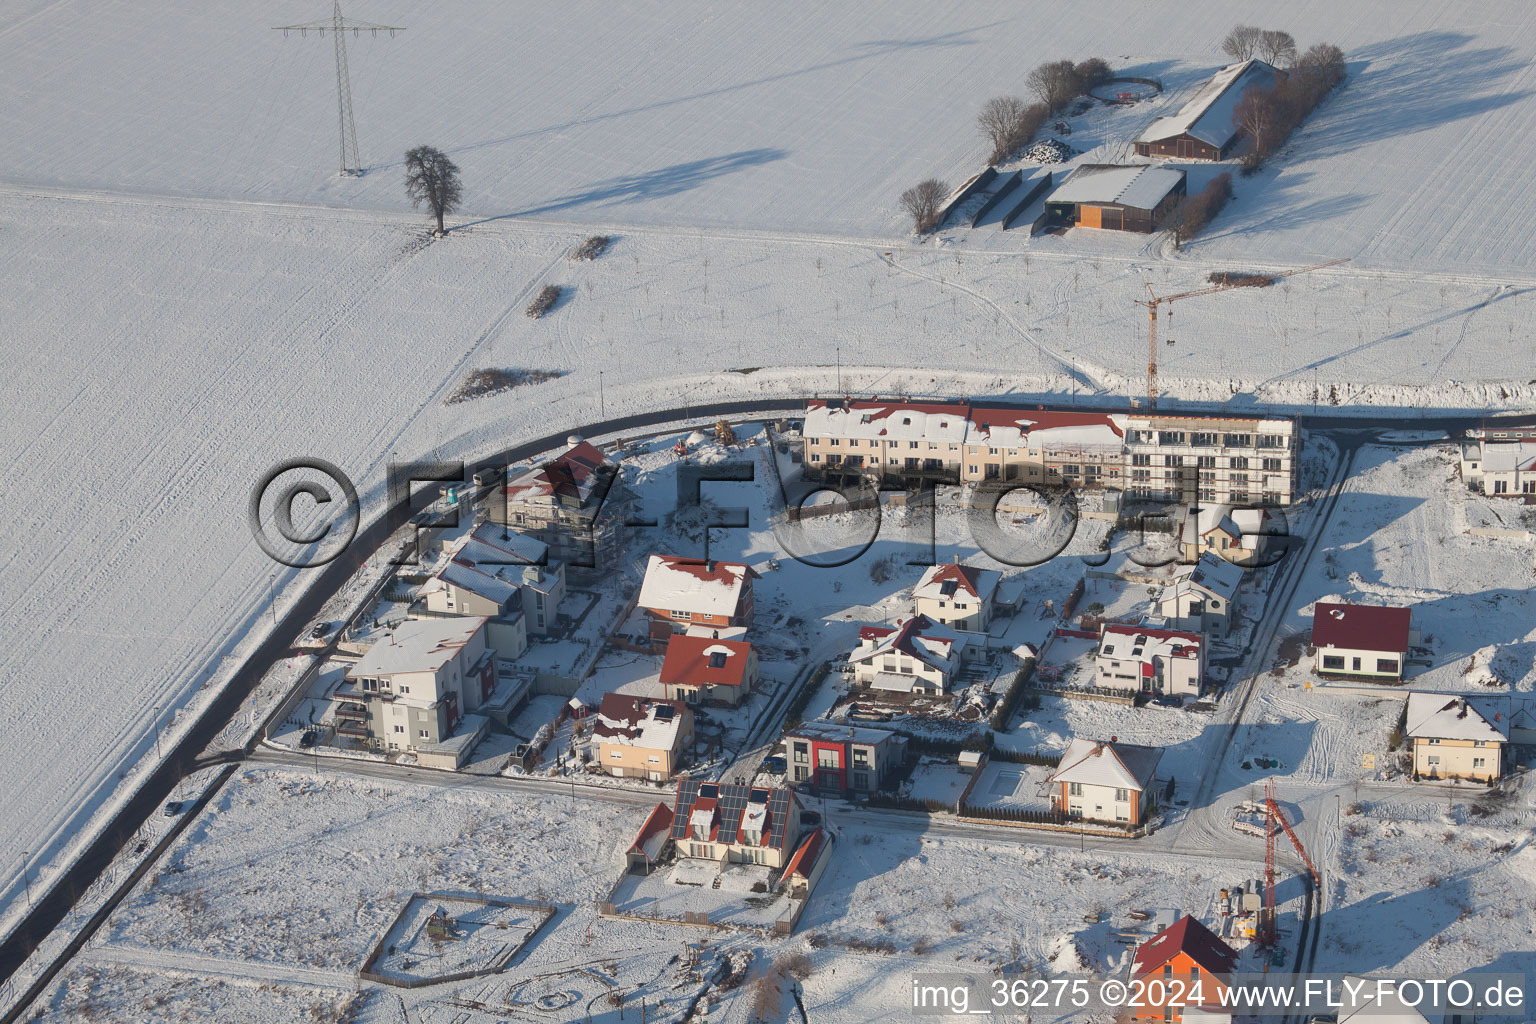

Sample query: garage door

[1079,204,1102,229]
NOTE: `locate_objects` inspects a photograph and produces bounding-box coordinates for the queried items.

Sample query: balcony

[335,720,368,738]
[335,704,368,722]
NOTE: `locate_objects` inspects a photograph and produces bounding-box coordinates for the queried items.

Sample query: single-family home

[638,555,758,634]
[1179,504,1277,567]
[848,615,968,694]
[624,802,675,874]
[1157,552,1242,637]
[1049,737,1163,826]
[670,781,802,868]
[1095,624,1205,697]
[593,693,695,781]
[1405,693,1508,782]
[912,563,1001,630]
[485,438,637,572]
[1460,424,1536,497]
[784,722,907,795]
[658,634,757,707]
[341,616,496,753]
[1128,915,1238,1022]
[1311,602,1414,681]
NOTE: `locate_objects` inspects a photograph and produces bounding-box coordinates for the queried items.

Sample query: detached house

[1095,624,1205,697]
[848,615,968,694]
[638,555,758,635]
[670,781,802,869]
[1460,424,1536,497]
[1048,737,1163,826]
[1311,602,1415,681]
[1157,552,1241,638]
[912,563,1000,631]
[593,693,694,781]
[419,523,566,650]
[784,722,907,795]
[1128,915,1238,1023]
[1179,504,1277,567]
[659,635,757,707]
[1405,693,1508,782]
[341,617,496,753]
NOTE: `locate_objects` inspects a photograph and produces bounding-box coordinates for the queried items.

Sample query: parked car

[1151,694,1184,708]
[801,810,822,826]
[309,622,330,641]
[299,729,318,749]
[762,756,787,775]
[162,800,185,817]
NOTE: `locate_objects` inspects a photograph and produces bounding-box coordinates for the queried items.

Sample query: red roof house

[1129,915,1238,1021]
[625,801,675,874]
[659,635,757,707]
[1311,603,1414,680]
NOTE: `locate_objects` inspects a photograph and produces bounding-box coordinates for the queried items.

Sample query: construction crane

[1259,777,1320,948]
[1135,258,1351,410]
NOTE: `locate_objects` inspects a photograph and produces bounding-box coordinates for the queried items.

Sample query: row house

[669,781,802,869]
[341,617,496,752]
[784,722,907,795]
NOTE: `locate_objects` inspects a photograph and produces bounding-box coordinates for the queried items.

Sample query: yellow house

[592,693,694,781]
[1406,692,1508,782]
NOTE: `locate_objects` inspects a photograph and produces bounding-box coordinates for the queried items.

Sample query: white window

[1114,788,1131,802]
[610,751,622,760]
[419,728,429,739]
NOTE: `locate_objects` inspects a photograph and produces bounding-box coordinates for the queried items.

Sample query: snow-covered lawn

[999,694,1213,786]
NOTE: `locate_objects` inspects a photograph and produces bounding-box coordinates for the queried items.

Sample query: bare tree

[900,179,949,234]
[977,96,1035,164]
[1258,29,1298,67]
[1221,24,1262,61]
[404,145,463,236]
[1234,85,1279,164]
[1074,58,1113,90]
[1026,60,1079,114]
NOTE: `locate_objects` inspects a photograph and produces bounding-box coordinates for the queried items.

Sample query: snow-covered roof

[1180,504,1270,549]
[1050,737,1162,792]
[914,563,1000,605]
[1168,551,1243,603]
[803,400,972,444]
[348,616,487,678]
[1047,164,1185,211]
[504,440,614,507]
[420,523,551,606]
[1405,693,1510,743]
[788,721,899,746]
[628,802,674,863]
[1337,977,1444,1023]
[1131,914,1237,980]
[1097,623,1203,665]
[1136,58,1279,149]
[1311,602,1412,653]
[638,555,755,616]
[593,692,688,750]
[850,614,966,671]
[1481,440,1536,472]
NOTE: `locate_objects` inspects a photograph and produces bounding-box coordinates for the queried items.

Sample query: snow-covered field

[6,0,1536,972]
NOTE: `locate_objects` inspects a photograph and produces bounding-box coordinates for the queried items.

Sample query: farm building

[1134,59,1280,160]
[1044,164,1186,233]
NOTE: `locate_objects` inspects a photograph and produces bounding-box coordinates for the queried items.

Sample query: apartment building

[340,617,496,752]
[483,438,636,572]
[801,400,1301,506]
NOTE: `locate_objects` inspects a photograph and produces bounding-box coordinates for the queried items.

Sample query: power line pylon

[273,1,404,176]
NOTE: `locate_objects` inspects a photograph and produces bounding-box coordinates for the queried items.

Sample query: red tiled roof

[1131,915,1237,979]
[650,556,757,585]
[505,441,611,502]
[628,801,673,857]
[918,563,989,600]
[853,614,956,671]
[1311,602,1412,654]
[659,635,753,688]
[968,407,1124,438]
[781,827,828,881]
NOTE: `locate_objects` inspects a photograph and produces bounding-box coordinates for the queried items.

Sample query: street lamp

[21,851,31,908]
[268,572,278,626]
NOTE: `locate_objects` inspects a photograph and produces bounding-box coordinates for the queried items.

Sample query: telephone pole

[273,2,404,176]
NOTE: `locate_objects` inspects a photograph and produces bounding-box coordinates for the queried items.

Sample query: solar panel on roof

[717,786,748,844]
[671,780,701,839]
[698,783,718,799]
[767,790,791,847]
[653,705,675,721]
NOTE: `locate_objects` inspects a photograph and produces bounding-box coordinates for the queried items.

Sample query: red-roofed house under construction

[1128,914,1238,1022]
[484,438,635,575]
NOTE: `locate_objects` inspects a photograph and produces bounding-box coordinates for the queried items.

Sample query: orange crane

[1135,258,1351,409]
[1259,777,1320,948]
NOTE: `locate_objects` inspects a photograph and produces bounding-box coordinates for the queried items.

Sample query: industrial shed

[1134,59,1280,160]
[1044,164,1186,232]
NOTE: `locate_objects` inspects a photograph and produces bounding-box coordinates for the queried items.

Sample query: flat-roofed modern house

[1048,737,1163,826]
[1134,59,1280,160]
[912,563,1000,631]
[784,721,907,795]
[1405,693,1508,782]
[1044,164,1187,232]
[1094,623,1205,697]
[638,555,757,634]
[1311,602,1415,681]
[593,693,695,781]
[670,781,802,868]
[658,634,757,707]
[1460,425,1536,497]
[847,614,968,694]
[341,616,496,753]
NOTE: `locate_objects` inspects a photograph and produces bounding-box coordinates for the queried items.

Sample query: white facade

[345,617,496,751]
[912,563,1000,631]
[1156,552,1241,637]
[1122,414,1299,506]
[1095,624,1204,696]
[848,615,966,694]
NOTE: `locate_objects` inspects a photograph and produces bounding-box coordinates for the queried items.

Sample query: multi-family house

[912,563,1000,631]
[1048,737,1163,825]
[638,555,757,634]
[484,439,635,573]
[1405,693,1508,782]
[1121,413,1299,506]
[670,781,802,868]
[1156,552,1241,637]
[1311,602,1414,681]
[592,693,694,781]
[658,634,757,707]
[418,522,567,650]
[340,617,496,752]
[1094,623,1205,697]
[847,615,967,694]
[784,722,907,795]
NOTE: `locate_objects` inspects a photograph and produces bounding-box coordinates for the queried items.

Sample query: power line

[273,1,404,176]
